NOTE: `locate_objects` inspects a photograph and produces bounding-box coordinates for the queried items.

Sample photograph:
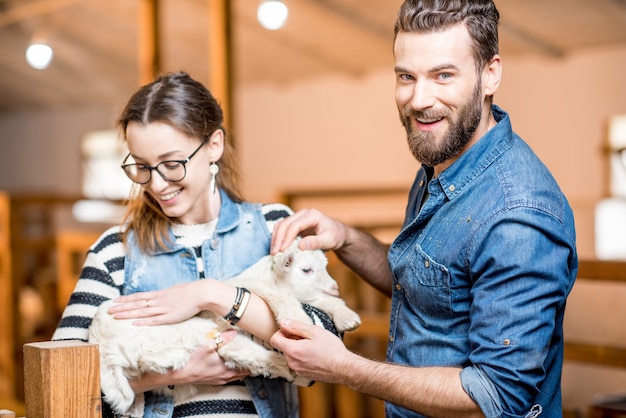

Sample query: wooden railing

[564,260,626,369]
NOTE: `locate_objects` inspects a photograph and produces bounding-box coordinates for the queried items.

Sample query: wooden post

[23,341,101,418]
[207,0,232,130]
[138,0,160,85]
[0,191,13,400]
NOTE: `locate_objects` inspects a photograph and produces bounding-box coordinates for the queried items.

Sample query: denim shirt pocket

[405,245,453,316]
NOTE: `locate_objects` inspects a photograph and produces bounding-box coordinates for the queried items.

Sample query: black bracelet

[229,288,251,326]
[224,287,244,324]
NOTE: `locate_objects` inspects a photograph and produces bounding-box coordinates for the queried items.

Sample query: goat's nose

[325,280,340,297]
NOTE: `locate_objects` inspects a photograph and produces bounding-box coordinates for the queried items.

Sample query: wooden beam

[207,0,232,129]
[0,192,13,400]
[138,0,160,86]
[500,18,565,58]
[578,260,626,283]
[564,341,626,369]
[0,0,83,28]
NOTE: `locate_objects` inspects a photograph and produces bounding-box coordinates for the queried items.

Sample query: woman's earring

[209,162,220,194]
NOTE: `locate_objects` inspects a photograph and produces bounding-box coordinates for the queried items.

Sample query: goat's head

[271,241,340,301]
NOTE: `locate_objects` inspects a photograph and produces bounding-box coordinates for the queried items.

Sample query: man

[269,0,578,417]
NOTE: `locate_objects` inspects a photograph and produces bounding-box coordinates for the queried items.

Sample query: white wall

[0,106,120,196]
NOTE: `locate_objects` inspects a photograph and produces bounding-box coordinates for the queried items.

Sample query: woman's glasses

[121,140,206,185]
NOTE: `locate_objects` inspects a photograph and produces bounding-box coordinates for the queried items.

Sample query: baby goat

[88,245,361,416]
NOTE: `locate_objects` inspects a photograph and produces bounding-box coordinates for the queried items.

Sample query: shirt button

[395,284,402,290]
[210,238,219,250]
[419,180,424,187]
[504,339,511,346]
[389,335,394,343]
[258,388,268,399]
[448,185,455,192]
[424,261,429,268]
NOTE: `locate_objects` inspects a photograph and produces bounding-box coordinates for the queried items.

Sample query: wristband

[224,287,244,324]
[224,287,251,325]
[230,288,251,325]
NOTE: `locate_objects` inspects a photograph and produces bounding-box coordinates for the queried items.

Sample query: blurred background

[1,0,626,417]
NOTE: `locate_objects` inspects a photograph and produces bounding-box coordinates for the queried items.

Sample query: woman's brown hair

[118,71,242,254]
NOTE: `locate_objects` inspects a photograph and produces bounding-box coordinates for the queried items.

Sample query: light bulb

[257,1,288,30]
[26,42,53,70]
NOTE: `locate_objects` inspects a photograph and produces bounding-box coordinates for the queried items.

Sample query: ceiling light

[25,42,53,70]
[257,1,288,30]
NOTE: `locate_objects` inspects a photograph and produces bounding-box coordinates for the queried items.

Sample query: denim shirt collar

[433,105,513,201]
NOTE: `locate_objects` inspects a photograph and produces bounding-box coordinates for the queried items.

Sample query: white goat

[88,246,361,416]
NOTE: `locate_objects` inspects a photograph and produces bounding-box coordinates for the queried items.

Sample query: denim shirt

[123,190,299,418]
[386,106,578,418]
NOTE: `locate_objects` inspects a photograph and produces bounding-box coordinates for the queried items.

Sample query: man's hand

[270,209,348,254]
[270,318,353,385]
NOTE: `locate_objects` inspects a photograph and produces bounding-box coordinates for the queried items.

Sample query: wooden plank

[0,191,13,400]
[0,0,84,28]
[56,230,101,311]
[299,383,329,418]
[23,341,101,418]
[578,260,626,283]
[564,341,626,369]
[138,0,160,85]
[207,0,232,129]
[348,312,389,340]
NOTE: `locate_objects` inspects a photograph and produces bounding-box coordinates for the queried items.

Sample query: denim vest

[123,190,299,418]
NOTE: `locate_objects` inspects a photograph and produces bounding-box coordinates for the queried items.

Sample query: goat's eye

[301,268,313,274]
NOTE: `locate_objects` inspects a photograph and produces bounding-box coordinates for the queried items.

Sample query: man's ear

[483,55,502,97]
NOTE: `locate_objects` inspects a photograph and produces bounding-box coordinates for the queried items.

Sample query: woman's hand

[108,280,212,326]
[173,330,250,385]
[129,329,249,393]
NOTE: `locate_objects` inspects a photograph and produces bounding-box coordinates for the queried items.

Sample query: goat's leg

[100,362,136,414]
[307,297,361,332]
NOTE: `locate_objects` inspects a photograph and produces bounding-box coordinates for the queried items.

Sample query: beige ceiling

[1,0,626,113]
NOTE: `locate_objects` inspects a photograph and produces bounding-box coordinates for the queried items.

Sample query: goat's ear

[271,248,295,277]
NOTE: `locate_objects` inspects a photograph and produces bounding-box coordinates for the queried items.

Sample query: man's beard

[400,82,483,167]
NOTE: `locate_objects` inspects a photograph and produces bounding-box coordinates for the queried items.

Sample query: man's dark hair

[394,0,500,73]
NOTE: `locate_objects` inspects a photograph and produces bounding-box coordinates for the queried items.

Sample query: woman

[52,72,337,418]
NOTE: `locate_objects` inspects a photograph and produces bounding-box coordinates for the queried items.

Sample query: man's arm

[334,225,393,297]
[270,319,484,418]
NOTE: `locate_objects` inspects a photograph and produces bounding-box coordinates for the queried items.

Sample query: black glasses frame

[121,140,207,185]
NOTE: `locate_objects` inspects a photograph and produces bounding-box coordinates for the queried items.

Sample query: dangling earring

[209,162,220,194]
